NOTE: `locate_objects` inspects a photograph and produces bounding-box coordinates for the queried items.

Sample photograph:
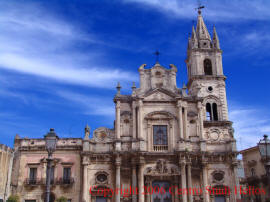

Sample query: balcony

[56,177,74,187]
[153,145,168,152]
[24,178,43,186]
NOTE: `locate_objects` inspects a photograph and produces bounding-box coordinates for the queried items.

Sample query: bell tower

[186,11,229,121]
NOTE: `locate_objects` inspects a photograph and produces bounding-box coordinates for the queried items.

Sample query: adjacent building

[10,134,82,202]
[0,144,14,202]
[240,146,270,202]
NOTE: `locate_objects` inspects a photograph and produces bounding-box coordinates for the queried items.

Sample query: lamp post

[258,135,270,184]
[44,128,58,202]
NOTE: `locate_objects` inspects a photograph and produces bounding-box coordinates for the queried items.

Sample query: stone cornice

[187,75,226,88]
[203,120,233,127]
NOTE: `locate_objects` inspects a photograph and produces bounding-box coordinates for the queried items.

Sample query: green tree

[6,195,20,202]
[56,196,68,202]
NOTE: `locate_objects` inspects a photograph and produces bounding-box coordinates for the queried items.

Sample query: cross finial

[154,50,160,63]
[196,0,205,15]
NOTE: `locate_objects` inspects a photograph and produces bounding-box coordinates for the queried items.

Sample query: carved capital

[139,156,145,165]
[115,155,121,166]
[116,101,121,109]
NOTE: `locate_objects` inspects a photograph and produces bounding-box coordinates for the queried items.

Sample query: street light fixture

[44,128,58,202]
[258,134,270,184]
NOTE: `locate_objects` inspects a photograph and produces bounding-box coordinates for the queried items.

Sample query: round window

[208,86,213,92]
[213,172,224,181]
[97,174,107,182]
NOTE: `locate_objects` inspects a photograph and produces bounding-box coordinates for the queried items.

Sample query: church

[9,11,241,202]
[81,10,240,202]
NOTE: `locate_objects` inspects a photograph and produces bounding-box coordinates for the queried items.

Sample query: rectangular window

[67,200,72,202]
[63,167,71,183]
[29,168,37,184]
[153,125,168,151]
[153,125,168,145]
[25,200,36,202]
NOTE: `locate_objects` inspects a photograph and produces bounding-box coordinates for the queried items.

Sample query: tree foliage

[56,196,68,202]
[7,195,20,202]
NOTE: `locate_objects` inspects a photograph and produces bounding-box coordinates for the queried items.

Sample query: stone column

[5,152,14,201]
[180,161,187,202]
[115,156,121,202]
[138,157,145,202]
[183,104,188,140]
[132,160,137,202]
[132,101,137,139]
[173,178,179,202]
[145,177,151,202]
[83,164,88,202]
[232,161,241,201]
[202,163,210,202]
[197,102,204,139]
[138,100,143,139]
[187,163,193,202]
[177,101,183,140]
[116,101,121,139]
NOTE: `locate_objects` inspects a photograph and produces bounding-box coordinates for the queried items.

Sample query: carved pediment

[143,88,176,102]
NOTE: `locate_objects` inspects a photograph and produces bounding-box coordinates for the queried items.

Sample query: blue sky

[0,0,270,150]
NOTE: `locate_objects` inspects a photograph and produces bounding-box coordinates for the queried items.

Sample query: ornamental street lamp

[44,128,58,202]
[258,135,270,184]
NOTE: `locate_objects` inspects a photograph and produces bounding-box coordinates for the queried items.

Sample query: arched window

[204,59,213,75]
[206,103,212,121]
[251,168,256,176]
[206,102,219,121]
[213,103,218,121]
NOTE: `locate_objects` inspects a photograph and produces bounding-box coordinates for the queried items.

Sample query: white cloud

[0,54,135,89]
[124,0,270,22]
[0,1,137,89]
[229,104,270,151]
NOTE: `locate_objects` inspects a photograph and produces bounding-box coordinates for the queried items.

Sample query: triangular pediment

[142,88,177,101]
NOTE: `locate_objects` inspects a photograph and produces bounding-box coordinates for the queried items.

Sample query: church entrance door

[152,181,172,202]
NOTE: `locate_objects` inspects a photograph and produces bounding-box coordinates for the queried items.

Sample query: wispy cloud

[56,90,115,117]
[229,103,270,151]
[124,0,270,22]
[0,1,136,89]
[0,54,135,89]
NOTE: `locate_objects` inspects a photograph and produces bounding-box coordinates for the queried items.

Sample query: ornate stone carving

[211,170,225,183]
[93,127,114,142]
[145,160,180,176]
[95,171,109,184]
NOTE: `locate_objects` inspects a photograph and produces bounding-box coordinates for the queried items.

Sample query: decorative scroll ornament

[93,127,114,142]
[145,159,180,176]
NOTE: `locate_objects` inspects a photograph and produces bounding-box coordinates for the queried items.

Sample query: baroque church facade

[81,12,240,202]
[7,12,241,202]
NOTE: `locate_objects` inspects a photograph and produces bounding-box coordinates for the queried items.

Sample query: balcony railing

[24,177,74,187]
[56,177,74,186]
[24,178,43,186]
[153,145,168,152]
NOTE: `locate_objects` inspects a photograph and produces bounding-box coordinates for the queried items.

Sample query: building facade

[81,12,240,202]
[0,144,13,202]
[10,133,82,202]
[240,146,270,202]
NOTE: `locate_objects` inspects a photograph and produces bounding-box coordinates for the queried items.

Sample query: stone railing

[153,145,168,152]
